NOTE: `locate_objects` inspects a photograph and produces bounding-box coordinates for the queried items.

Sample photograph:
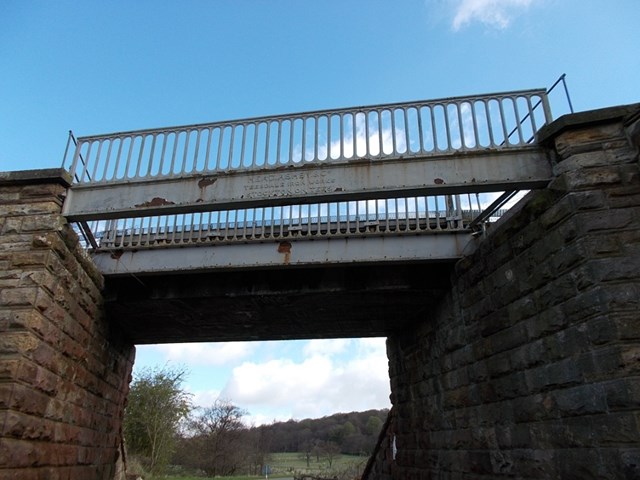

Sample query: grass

[268,451,368,473]
[158,452,368,479]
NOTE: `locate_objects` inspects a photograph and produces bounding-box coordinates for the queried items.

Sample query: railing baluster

[430,106,438,151]
[79,141,93,183]
[456,104,465,149]
[351,114,356,159]
[146,135,157,177]
[443,105,453,151]
[168,132,178,175]
[403,108,410,154]
[301,116,307,163]
[526,96,537,136]
[314,115,319,161]
[390,110,397,155]
[67,88,550,184]
[203,128,213,172]
[252,122,259,168]
[276,120,283,166]
[512,99,524,144]
[135,135,146,178]
[215,127,224,171]
[470,102,480,149]
[123,136,135,179]
[377,109,383,157]
[90,141,102,182]
[364,111,371,157]
[156,133,167,176]
[192,129,202,173]
[239,124,247,168]
[181,131,190,174]
[227,126,236,171]
[416,107,425,153]
[288,119,294,165]
[498,99,510,146]
[339,113,345,161]
[100,140,114,182]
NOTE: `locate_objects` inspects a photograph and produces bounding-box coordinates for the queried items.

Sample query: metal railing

[63,88,551,184]
[63,85,562,253]
[75,192,501,251]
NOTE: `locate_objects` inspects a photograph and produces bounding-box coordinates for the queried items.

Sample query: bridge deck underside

[105,262,454,343]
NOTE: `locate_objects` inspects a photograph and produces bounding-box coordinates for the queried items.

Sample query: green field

[267,451,368,475]
[160,452,368,480]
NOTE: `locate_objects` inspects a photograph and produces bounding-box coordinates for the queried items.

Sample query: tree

[123,366,192,475]
[246,425,272,475]
[342,420,357,438]
[321,441,341,468]
[299,439,316,468]
[365,415,383,436]
[187,399,249,476]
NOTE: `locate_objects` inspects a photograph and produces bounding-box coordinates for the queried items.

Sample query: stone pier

[0,170,134,480]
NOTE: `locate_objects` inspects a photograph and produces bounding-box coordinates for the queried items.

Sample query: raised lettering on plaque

[243,171,338,199]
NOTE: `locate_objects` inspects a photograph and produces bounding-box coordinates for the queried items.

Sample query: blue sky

[2,0,638,423]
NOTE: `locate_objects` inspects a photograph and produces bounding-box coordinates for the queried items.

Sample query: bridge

[62,87,552,272]
[59,88,554,344]
[2,86,639,479]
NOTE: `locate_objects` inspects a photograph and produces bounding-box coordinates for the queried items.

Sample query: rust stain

[135,197,175,208]
[277,241,292,254]
[110,249,124,260]
[434,178,445,185]
[198,177,217,188]
[277,241,292,265]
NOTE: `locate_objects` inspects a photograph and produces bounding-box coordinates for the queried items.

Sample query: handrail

[63,88,551,185]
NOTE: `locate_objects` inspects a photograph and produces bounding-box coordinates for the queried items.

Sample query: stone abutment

[370,104,640,479]
[0,170,134,479]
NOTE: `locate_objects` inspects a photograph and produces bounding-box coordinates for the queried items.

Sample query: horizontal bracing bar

[63,148,551,221]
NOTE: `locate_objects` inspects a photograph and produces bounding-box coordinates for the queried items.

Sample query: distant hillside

[252,408,389,455]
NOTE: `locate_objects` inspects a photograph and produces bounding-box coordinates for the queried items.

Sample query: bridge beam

[90,232,473,275]
[63,148,550,221]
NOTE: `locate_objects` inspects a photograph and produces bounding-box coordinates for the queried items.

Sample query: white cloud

[189,388,223,408]
[221,338,390,422]
[153,341,256,366]
[357,337,387,355]
[303,338,351,357]
[449,0,535,30]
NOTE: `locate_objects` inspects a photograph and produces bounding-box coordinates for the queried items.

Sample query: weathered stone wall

[0,170,135,479]
[379,105,640,479]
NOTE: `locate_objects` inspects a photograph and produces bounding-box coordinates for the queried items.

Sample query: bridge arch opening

[132,337,392,426]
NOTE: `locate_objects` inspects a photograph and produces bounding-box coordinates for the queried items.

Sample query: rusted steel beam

[63,148,550,221]
[90,232,473,276]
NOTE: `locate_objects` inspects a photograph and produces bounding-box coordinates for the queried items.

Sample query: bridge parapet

[60,88,555,269]
[64,88,550,184]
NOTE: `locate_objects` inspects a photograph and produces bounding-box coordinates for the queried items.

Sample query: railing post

[541,92,553,124]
